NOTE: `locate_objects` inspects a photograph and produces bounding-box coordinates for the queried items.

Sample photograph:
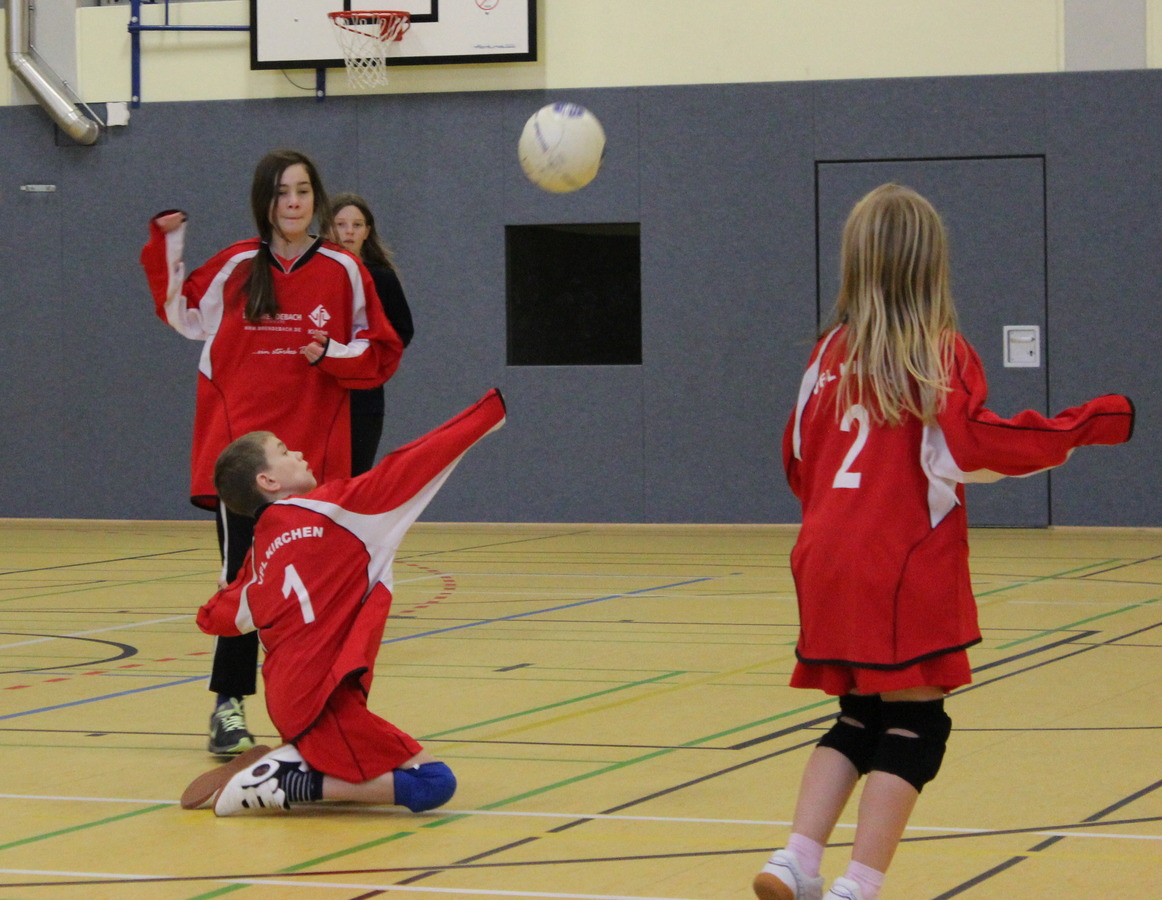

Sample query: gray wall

[0,72,1155,526]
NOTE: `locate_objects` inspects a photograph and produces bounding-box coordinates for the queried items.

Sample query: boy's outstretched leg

[184,745,457,817]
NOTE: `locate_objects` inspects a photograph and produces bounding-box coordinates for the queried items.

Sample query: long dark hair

[244,149,334,322]
[330,191,398,273]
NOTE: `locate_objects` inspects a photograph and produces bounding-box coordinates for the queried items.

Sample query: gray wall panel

[503,89,641,225]
[1043,72,1161,526]
[352,92,511,521]
[499,367,646,523]
[0,72,1155,525]
[814,74,1047,161]
[640,84,816,523]
[1,110,67,516]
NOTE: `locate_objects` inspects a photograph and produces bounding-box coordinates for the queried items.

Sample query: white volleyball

[518,102,606,193]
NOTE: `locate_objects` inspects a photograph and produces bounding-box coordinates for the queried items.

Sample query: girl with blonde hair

[753,183,1134,900]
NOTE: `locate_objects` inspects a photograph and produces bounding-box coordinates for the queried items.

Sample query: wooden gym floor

[0,518,1159,899]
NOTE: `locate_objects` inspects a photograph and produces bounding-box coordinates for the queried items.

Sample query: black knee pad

[870,699,952,792]
[817,693,884,775]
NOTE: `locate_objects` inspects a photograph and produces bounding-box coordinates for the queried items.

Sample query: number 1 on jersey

[833,404,869,489]
[282,564,316,623]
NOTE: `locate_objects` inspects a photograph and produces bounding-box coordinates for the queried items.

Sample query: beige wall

[3,0,1157,107]
[1151,0,1162,63]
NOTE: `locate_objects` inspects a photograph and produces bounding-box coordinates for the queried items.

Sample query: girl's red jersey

[141,216,403,509]
[784,327,1134,670]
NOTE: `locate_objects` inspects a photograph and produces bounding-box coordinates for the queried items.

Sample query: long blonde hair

[826,183,959,426]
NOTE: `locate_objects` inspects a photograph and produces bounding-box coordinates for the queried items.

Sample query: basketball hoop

[328,10,411,89]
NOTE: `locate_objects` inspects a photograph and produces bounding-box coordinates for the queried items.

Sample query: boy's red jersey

[197,391,506,758]
[784,327,1134,670]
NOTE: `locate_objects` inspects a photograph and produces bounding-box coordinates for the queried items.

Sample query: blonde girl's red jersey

[784,327,1133,670]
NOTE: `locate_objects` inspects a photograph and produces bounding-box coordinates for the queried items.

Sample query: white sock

[786,833,825,878]
[843,860,885,900]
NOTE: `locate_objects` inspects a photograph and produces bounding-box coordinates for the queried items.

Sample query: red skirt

[791,649,972,696]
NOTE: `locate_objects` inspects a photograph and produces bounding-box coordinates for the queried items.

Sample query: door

[816,157,1049,526]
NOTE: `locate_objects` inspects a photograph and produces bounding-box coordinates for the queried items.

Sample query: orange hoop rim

[327,10,411,41]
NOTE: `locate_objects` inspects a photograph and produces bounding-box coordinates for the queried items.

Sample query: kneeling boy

[182,389,505,816]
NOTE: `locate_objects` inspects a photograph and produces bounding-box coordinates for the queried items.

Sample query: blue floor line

[381,575,718,644]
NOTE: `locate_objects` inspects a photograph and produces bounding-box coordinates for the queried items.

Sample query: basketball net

[328,11,411,89]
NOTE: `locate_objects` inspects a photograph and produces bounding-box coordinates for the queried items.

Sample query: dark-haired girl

[142,149,403,756]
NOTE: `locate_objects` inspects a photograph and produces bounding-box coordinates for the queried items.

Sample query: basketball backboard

[251,0,536,70]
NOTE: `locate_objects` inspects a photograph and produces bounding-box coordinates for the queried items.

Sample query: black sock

[279,763,324,803]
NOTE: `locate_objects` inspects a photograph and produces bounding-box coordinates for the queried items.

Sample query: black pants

[209,503,258,698]
[351,411,385,476]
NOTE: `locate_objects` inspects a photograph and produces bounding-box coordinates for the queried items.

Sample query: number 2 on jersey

[832,404,869,489]
[282,564,316,623]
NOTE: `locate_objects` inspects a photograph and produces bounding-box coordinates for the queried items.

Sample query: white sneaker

[213,744,309,816]
[753,849,825,900]
[181,745,273,809]
[823,877,864,900]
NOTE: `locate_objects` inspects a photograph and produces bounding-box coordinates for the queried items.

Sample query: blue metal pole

[130,0,141,108]
[126,0,248,108]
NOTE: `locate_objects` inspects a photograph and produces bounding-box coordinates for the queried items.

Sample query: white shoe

[753,849,825,900]
[181,745,273,809]
[213,744,308,816]
[823,877,864,900]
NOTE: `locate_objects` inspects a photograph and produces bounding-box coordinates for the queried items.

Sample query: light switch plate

[1003,325,1040,368]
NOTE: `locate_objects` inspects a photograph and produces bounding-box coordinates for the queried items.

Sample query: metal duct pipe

[6,0,100,145]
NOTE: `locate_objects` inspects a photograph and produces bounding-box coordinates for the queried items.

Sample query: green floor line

[995,595,1161,649]
[172,696,835,896]
[0,804,168,853]
[451,695,837,815]
[180,830,418,900]
[975,558,1122,597]
[419,670,687,739]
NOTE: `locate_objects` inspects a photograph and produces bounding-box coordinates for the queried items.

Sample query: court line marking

[0,615,191,649]
[0,570,217,605]
[0,797,1155,842]
[0,576,721,720]
[381,576,720,645]
[973,559,1122,597]
[0,676,206,721]
[994,595,1160,648]
[0,872,704,900]
[0,548,205,577]
[928,777,1162,899]
[4,534,1157,891]
[421,671,686,739]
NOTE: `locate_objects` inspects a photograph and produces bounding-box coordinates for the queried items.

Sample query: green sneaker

[207,697,256,756]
